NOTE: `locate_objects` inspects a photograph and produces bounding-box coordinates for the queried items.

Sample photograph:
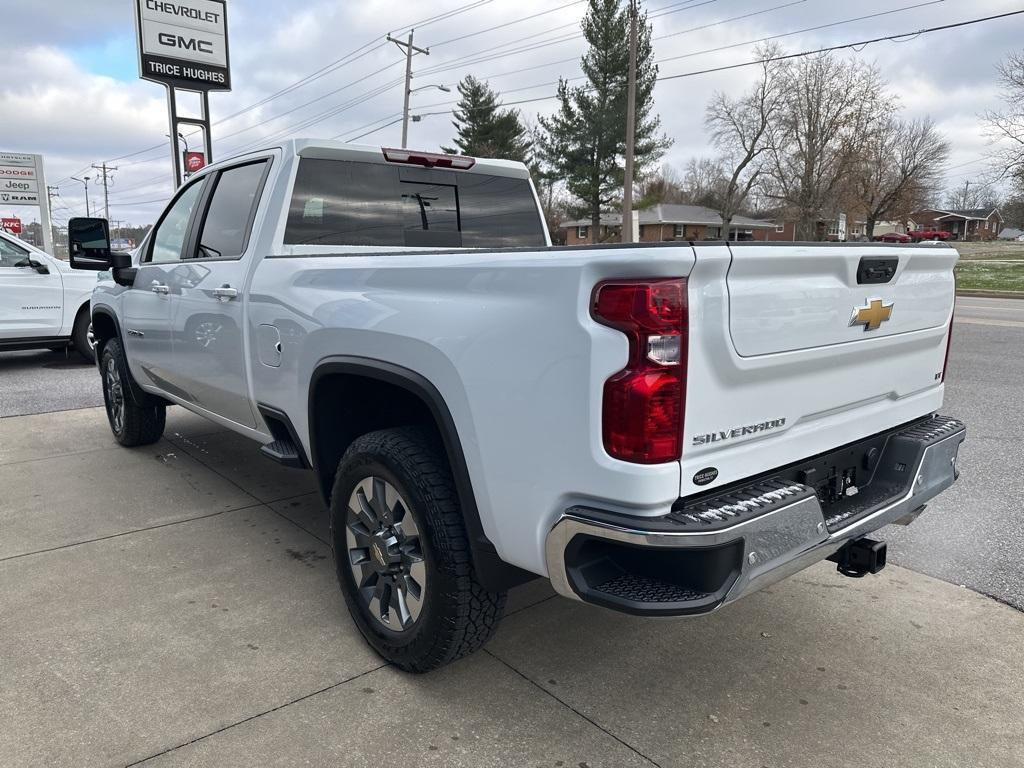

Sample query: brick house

[561,204,777,244]
[908,208,1003,241]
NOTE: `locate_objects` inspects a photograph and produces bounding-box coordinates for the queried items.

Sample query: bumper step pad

[592,572,713,604]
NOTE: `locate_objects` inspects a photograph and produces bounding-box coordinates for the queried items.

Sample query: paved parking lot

[2,298,1023,766]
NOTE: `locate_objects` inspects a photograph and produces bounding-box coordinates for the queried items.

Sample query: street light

[70,176,91,218]
[402,84,450,148]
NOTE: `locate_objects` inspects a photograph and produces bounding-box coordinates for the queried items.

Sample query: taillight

[381,148,476,169]
[592,278,688,464]
[941,305,954,382]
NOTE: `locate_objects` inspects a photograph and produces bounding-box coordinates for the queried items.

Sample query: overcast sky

[2,0,1020,228]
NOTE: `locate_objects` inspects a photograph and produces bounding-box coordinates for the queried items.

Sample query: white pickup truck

[0,228,95,361]
[68,140,965,672]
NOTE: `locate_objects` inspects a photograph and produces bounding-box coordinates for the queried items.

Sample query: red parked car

[873,232,912,243]
[908,229,955,242]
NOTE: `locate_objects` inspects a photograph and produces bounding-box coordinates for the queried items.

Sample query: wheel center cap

[371,541,388,567]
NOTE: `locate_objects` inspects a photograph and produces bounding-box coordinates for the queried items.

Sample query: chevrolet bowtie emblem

[850,298,894,331]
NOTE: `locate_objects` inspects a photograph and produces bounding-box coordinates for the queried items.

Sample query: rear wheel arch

[307,357,534,592]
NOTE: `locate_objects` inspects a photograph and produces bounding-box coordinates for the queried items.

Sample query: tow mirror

[68,217,130,271]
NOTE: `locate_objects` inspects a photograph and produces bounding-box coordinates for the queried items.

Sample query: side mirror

[13,257,48,274]
[69,217,131,270]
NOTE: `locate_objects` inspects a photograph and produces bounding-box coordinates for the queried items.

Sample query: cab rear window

[284,158,545,249]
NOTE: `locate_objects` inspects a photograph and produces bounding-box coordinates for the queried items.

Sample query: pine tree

[443,76,531,162]
[537,0,669,240]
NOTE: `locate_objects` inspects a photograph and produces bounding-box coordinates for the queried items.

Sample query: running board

[257,404,309,469]
[260,438,305,468]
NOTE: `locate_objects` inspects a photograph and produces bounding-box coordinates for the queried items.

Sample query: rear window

[284,158,545,248]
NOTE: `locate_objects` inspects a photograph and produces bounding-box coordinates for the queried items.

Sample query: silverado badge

[850,298,894,331]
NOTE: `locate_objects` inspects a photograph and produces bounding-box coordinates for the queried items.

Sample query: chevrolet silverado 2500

[67,140,965,671]
[0,228,95,361]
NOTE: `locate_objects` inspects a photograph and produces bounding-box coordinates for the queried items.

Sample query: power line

[416,0,720,79]
[409,8,1024,122]
[655,0,947,67]
[656,8,1024,82]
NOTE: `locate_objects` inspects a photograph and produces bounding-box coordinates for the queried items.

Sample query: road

[0,296,1021,609]
[885,296,1024,609]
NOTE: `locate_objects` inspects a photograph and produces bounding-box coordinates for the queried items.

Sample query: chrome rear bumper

[545,415,965,615]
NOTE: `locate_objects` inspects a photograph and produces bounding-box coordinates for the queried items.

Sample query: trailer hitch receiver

[828,537,887,578]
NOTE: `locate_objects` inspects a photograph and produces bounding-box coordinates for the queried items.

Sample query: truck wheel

[72,309,94,363]
[101,338,166,447]
[330,427,507,672]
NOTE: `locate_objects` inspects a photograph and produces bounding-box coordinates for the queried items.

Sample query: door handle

[150,281,169,294]
[212,285,238,301]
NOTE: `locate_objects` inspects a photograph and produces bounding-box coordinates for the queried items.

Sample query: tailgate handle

[857,257,898,285]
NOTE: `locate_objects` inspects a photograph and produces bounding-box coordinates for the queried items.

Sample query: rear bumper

[545,415,965,616]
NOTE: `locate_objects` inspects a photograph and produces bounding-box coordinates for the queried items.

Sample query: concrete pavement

[2,405,1023,767]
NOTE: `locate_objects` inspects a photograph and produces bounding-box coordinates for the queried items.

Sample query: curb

[956,289,1024,300]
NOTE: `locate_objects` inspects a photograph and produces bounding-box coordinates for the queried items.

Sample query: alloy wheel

[104,356,125,434]
[345,476,427,632]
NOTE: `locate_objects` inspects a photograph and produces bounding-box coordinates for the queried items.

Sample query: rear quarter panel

[248,245,696,576]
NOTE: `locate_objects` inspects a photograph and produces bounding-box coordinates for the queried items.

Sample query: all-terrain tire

[101,338,165,447]
[330,427,507,672]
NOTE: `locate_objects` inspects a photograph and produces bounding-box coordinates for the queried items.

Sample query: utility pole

[91,162,117,221]
[387,30,430,149]
[621,0,639,243]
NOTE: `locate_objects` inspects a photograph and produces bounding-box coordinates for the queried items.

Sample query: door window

[0,237,29,268]
[148,181,204,263]
[195,161,268,260]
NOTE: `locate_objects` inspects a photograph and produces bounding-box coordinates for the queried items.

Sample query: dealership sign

[0,154,43,206]
[0,151,52,253]
[134,0,231,91]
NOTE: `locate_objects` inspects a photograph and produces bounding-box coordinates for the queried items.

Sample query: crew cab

[68,140,965,672]
[0,228,95,361]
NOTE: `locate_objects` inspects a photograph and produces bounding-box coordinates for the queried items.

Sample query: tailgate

[727,243,955,355]
[680,243,955,497]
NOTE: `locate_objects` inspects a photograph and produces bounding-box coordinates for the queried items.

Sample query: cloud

[2,0,1021,226]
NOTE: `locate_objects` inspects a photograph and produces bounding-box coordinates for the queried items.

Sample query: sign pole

[166,86,183,187]
[36,157,53,254]
[135,0,230,189]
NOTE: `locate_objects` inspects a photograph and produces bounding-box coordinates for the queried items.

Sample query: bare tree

[635,164,688,208]
[984,51,1024,193]
[944,179,998,211]
[849,116,949,237]
[705,45,786,233]
[680,157,726,208]
[764,53,885,240]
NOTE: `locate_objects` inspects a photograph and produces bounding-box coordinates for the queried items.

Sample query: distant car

[909,229,955,242]
[873,232,911,243]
